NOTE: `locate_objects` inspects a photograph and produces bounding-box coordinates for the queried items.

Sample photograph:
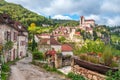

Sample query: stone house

[38,38,51,53]
[14,21,28,59]
[0,13,28,62]
[38,36,61,53]
[38,35,73,56]
[61,44,73,56]
[50,36,61,52]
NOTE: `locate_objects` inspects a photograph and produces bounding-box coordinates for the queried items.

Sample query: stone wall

[54,54,72,68]
[55,54,62,68]
[72,65,106,80]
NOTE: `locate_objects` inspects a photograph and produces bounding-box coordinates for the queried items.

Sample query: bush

[79,54,99,64]
[110,61,119,68]
[79,54,88,61]
[1,72,7,80]
[32,50,44,60]
[102,45,113,66]
[87,56,99,64]
[2,64,10,72]
[67,72,86,80]
[106,70,120,80]
[43,64,63,74]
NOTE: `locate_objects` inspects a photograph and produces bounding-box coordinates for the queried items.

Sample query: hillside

[53,19,79,27]
[0,0,52,27]
[0,0,79,27]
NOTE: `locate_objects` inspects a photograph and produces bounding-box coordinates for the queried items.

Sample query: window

[13,32,17,41]
[20,41,25,46]
[4,31,11,41]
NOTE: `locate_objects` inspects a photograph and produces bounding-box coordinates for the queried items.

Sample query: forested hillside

[0,0,79,27]
[0,0,52,26]
[53,19,79,27]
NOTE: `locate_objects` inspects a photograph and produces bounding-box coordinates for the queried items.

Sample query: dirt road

[9,56,68,80]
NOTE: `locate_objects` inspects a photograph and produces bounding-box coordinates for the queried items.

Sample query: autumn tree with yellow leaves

[28,23,42,51]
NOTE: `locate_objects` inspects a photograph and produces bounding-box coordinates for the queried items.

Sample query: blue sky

[5,0,120,26]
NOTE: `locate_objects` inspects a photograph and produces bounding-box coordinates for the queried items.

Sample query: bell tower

[80,16,85,26]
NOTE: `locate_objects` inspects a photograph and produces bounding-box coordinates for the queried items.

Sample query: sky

[5,0,120,26]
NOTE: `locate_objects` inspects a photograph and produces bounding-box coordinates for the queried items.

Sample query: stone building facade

[0,13,28,62]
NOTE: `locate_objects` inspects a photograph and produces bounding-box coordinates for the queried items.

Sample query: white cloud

[5,0,120,26]
[85,14,107,25]
[52,15,72,20]
[107,16,120,26]
[101,0,120,13]
[86,15,101,21]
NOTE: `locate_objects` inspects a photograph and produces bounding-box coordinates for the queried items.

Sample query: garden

[71,38,120,80]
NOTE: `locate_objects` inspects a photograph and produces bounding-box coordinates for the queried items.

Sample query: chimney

[47,39,50,44]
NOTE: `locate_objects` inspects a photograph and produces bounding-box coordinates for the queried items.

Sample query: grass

[67,72,86,80]
[42,64,64,75]
[32,61,69,78]
[106,70,120,80]
[1,58,20,80]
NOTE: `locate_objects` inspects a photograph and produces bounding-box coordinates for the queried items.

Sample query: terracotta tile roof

[2,13,10,18]
[75,32,80,35]
[40,37,60,45]
[85,19,95,21]
[40,38,50,45]
[47,49,56,56]
[14,21,27,32]
[0,13,27,32]
[50,38,61,45]
[62,44,73,51]
[81,16,84,18]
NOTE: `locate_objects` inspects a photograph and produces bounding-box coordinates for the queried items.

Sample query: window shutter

[4,31,7,40]
[7,31,11,41]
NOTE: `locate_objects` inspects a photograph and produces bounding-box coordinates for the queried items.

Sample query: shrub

[102,45,113,66]
[79,54,99,64]
[106,70,120,80]
[79,54,88,61]
[43,64,63,74]
[2,64,10,72]
[1,72,7,80]
[110,61,119,68]
[67,72,86,80]
[87,56,99,64]
[32,50,44,60]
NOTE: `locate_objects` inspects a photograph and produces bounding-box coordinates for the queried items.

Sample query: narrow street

[9,55,68,80]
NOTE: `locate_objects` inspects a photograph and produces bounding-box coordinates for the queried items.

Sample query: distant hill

[0,0,79,27]
[53,19,79,27]
[0,0,52,27]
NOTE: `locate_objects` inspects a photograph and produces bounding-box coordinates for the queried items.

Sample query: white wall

[51,45,61,52]
[18,36,26,58]
[62,51,73,56]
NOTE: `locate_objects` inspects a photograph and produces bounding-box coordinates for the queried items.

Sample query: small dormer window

[18,25,22,29]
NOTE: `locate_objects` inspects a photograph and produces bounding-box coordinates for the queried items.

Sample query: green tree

[3,41,13,51]
[93,30,98,40]
[58,36,66,43]
[2,41,13,64]
[28,23,42,51]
